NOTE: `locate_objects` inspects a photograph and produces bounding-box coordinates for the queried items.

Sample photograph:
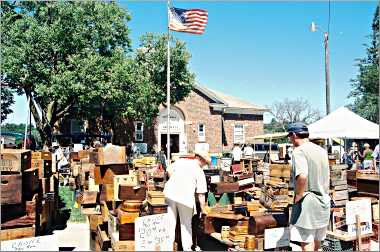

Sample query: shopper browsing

[287,123,330,251]
[163,151,209,251]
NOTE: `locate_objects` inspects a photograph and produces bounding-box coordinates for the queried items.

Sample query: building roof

[194,84,270,115]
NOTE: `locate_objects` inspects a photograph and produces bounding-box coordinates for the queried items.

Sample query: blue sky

[5,1,378,124]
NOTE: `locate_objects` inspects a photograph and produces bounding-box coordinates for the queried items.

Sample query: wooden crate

[118,186,146,201]
[117,210,139,224]
[110,232,135,251]
[269,164,291,178]
[32,151,52,160]
[79,150,90,159]
[93,145,126,166]
[0,149,31,173]
[22,168,40,200]
[332,190,349,201]
[119,223,135,240]
[94,164,128,185]
[89,214,104,232]
[0,226,35,241]
[96,223,111,251]
[147,191,166,205]
[31,159,52,178]
[100,184,115,202]
[1,174,22,204]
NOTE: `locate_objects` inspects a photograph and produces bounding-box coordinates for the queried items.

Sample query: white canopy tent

[308,107,379,139]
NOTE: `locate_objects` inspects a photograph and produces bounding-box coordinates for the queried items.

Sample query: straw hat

[194,150,211,165]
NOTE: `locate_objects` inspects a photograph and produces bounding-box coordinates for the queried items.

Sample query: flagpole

[166,0,171,165]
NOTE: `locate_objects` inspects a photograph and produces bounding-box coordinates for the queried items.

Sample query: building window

[234,124,245,143]
[135,121,144,142]
[198,123,205,142]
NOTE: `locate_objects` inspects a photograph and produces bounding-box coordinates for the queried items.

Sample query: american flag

[169,7,208,35]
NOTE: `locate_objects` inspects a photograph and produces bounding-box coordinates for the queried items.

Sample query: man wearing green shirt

[288,123,330,251]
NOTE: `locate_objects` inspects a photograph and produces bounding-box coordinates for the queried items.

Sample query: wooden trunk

[0,149,31,173]
[117,210,139,224]
[357,175,379,196]
[118,186,146,201]
[22,168,40,200]
[1,174,22,204]
[1,204,26,223]
[147,203,168,215]
[0,226,35,241]
[211,182,240,194]
[119,223,135,240]
[203,216,248,234]
[248,213,288,235]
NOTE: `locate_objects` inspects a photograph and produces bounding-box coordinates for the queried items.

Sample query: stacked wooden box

[76,145,138,251]
[0,149,46,240]
[32,151,59,233]
[330,165,348,207]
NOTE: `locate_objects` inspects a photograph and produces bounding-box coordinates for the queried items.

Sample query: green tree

[84,34,195,145]
[349,6,379,123]
[1,1,131,146]
[0,87,14,121]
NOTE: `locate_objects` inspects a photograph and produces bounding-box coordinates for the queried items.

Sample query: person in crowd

[359,143,373,169]
[243,144,254,157]
[53,142,69,172]
[285,146,293,164]
[164,151,209,251]
[263,150,270,163]
[232,143,242,164]
[287,123,330,251]
[342,148,354,169]
[372,143,379,173]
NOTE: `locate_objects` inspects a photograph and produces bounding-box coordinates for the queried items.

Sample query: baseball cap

[287,122,309,136]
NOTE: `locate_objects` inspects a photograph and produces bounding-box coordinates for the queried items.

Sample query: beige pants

[166,198,194,251]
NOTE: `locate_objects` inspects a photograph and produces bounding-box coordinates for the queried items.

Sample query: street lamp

[310,21,331,115]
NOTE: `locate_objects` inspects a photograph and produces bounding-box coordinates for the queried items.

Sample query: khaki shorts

[290,225,327,243]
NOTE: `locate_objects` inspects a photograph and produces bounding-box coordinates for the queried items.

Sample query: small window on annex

[198,123,206,142]
[234,124,245,143]
[135,121,144,142]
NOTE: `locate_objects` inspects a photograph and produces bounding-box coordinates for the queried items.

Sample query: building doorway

[161,134,180,158]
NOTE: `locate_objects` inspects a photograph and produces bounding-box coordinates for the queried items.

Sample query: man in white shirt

[164,151,209,251]
[243,144,254,157]
[232,144,242,164]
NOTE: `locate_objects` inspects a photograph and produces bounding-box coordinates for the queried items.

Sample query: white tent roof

[308,107,379,139]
